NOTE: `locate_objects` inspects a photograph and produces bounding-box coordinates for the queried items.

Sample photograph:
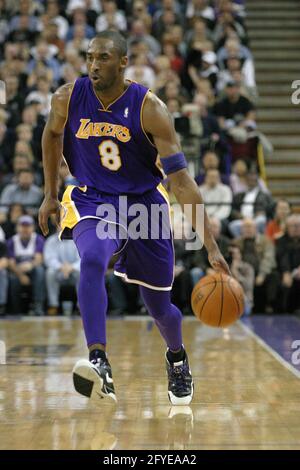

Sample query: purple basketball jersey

[63,77,162,194]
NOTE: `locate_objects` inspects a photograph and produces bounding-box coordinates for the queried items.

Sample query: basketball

[191,273,245,327]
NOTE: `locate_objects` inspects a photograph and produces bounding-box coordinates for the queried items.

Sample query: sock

[89,349,107,362]
[139,287,183,351]
[167,346,185,363]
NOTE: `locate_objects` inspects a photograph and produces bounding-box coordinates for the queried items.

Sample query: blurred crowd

[0,0,299,317]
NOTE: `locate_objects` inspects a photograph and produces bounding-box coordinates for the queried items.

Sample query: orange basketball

[191,272,245,327]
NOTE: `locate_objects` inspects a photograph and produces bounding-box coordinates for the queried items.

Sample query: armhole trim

[140,89,157,148]
[62,80,76,128]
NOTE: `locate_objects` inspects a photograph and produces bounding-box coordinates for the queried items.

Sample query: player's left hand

[208,248,231,276]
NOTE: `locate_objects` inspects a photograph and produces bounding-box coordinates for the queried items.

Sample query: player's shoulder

[52,82,74,105]
[143,90,169,122]
[51,82,76,117]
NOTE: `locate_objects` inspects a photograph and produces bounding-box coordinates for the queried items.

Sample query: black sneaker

[166,350,193,405]
[72,357,117,403]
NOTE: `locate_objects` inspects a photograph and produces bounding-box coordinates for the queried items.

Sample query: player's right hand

[38,196,61,236]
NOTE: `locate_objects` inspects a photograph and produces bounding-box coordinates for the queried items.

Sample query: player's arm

[38,83,73,236]
[143,92,230,275]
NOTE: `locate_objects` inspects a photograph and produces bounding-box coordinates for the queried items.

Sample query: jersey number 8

[99,140,122,171]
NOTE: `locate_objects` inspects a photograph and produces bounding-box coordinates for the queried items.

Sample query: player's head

[87,31,128,91]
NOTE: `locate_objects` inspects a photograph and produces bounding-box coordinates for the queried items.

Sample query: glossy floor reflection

[0,317,300,449]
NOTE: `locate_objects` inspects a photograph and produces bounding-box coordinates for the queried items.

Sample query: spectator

[0,169,43,219]
[7,215,45,315]
[229,169,274,237]
[66,6,95,40]
[214,79,256,131]
[276,215,300,313]
[95,0,127,33]
[190,217,231,285]
[25,75,53,117]
[46,0,69,40]
[235,218,278,313]
[199,168,233,221]
[128,20,161,57]
[44,231,80,315]
[1,203,26,239]
[266,200,291,243]
[229,243,254,315]
[27,39,61,84]
[0,239,8,315]
[196,150,230,186]
[192,92,227,157]
[125,53,156,89]
[186,0,216,29]
[230,158,269,195]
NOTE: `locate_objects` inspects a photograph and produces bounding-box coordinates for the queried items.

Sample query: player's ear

[120,55,128,72]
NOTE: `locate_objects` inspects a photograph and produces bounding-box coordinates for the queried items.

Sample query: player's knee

[80,249,107,274]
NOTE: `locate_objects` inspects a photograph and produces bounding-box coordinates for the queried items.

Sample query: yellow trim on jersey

[156,182,170,203]
[62,81,76,128]
[59,185,87,236]
[140,90,157,148]
[92,80,133,111]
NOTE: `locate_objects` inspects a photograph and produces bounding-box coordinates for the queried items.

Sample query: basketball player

[39,31,229,405]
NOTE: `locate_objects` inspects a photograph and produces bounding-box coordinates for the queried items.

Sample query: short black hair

[94,30,127,57]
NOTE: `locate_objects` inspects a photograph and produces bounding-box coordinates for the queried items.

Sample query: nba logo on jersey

[124,107,129,118]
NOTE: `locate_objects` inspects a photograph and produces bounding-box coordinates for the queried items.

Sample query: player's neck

[93,78,129,109]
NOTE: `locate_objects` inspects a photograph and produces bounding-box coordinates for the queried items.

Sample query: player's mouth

[90,75,102,83]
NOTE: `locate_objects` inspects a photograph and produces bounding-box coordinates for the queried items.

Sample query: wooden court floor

[0,317,300,450]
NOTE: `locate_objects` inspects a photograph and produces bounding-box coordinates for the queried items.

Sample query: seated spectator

[1,154,35,190]
[228,243,254,316]
[214,79,256,131]
[65,24,90,56]
[188,50,218,94]
[46,0,69,40]
[196,150,230,186]
[186,0,216,29]
[0,169,43,219]
[25,75,53,117]
[153,8,182,41]
[0,240,8,315]
[128,20,161,57]
[192,92,227,158]
[7,215,45,315]
[217,37,253,69]
[266,200,291,243]
[1,203,26,239]
[217,56,256,100]
[276,215,300,313]
[95,0,127,33]
[199,168,233,221]
[229,169,274,237]
[190,217,231,286]
[0,117,13,171]
[27,39,61,85]
[162,41,184,75]
[130,1,153,33]
[125,53,156,89]
[44,230,80,316]
[230,158,269,195]
[4,75,24,129]
[66,6,95,40]
[235,218,278,313]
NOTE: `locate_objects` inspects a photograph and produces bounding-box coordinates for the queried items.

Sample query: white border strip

[239,320,300,379]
